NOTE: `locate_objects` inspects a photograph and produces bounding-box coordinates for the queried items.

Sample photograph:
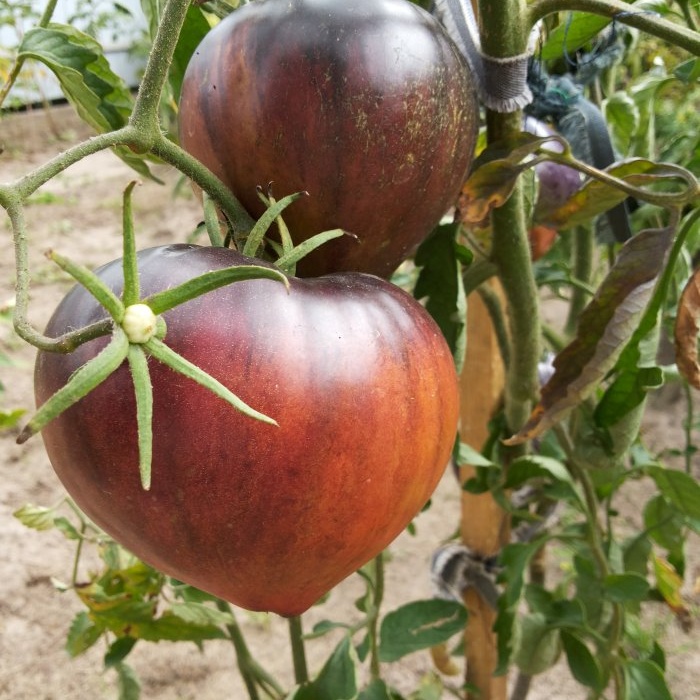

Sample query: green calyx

[18,181,287,490]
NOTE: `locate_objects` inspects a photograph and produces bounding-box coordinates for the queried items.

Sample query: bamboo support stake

[459,284,509,700]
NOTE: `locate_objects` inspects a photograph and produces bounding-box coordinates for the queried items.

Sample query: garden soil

[1,106,698,700]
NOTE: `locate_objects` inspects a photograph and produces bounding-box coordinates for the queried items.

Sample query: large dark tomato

[34,245,459,616]
[179,0,478,278]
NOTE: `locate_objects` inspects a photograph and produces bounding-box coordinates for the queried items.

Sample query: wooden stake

[459,283,509,700]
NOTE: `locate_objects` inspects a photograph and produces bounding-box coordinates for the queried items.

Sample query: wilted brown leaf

[674,268,700,390]
[505,224,675,445]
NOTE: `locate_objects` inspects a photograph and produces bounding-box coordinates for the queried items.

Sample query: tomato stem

[203,193,226,247]
[527,0,700,55]
[47,250,125,323]
[122,181,142,307]
[288,616,309,685]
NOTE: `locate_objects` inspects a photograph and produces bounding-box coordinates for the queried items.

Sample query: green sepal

[242,191,307,258]
[48,250,125,323]
[127,345,154,490]
[144,265,289,315]
[275,229,348,275]
[144,337,278,427]
[17,328,129,444]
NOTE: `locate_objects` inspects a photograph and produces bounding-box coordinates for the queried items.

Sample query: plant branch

[128,0,192,141]
[527,0,700,55]
[0,0,59,109]
[216,600,285,700]
[288,616,309,686]
[367,553,386,681]
[151,135,255,236]
[478,0,541,439]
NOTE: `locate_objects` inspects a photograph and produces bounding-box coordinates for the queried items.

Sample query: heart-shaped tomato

[34,245,459,616]
[179,0,478,278]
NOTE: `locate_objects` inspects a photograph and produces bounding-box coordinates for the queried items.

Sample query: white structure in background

[0,0,148,105]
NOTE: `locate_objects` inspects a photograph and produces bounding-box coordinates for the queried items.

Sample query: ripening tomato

[179,0,478,278]
[34,245,460,615]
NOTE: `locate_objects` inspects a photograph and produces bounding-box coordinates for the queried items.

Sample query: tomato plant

[179,0,479,278]
[2,0,700,699]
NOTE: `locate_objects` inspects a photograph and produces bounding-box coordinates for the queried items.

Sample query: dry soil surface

[0,106,698,700]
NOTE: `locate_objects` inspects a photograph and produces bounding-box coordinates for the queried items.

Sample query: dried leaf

[459,133,553,226]
[506,225,675,444]
[674,268,700,389]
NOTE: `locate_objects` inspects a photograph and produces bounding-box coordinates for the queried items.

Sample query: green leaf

[594,366,662,428]
[513,613,561,675]
[13,503,57,531]
[115,661,141,700]
[18,24,132,131]
[561,631,604,691]
[169,601,234,627]
[605,92,640,156]
[66,612,103,657]
[539,12,611,61]
[674,58,700,83]
[293,636,357,700]
[523,585,585,629]
[0,407,26,429]
[624,660,672,700]
[454,440,495,468]
[168,4,211,102]
[499,537,549,607]
[378,599,467,662]
[503,456,573,488]
[53,516,82,540]
[603,573,650,603]
[130,612,228,643]
[104,637,138,668]
[358,679,394,700]
[643,495,685,555]
[647,466,700,520]
[16,24,156,180]
[414,223,467,372]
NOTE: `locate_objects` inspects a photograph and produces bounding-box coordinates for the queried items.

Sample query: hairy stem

[216,600,284,700]
[151,136,254,236]
[128,0,192,141]
[478,0,540,441]
[527,0,700,55]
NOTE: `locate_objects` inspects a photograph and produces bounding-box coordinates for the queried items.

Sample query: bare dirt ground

[0,106,698,700]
